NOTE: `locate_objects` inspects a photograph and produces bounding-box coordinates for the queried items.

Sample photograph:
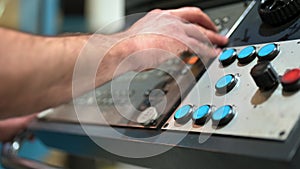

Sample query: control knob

[250,61,279,90]
[259,0,300,26]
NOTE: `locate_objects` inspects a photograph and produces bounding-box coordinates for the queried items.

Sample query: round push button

[218,48,237,66]
[215,74,238,94]
[212,105,235,127]
[281,68,300,92]
[237,46,256,64]
[192,105,212,125]
[258,43,279,61]
[174,105,193,124]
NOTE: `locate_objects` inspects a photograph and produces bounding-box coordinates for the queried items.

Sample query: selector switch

[192,105,212,125]
[218,48,237,66]
[251,61,279,90]
[237,46,256,64]
[281,68,300,92]
[174,105,193,124]
[215,74,238,94]
[212,105,235,127]
[258,43,280,61]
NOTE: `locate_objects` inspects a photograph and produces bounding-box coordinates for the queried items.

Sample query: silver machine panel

[163,39,300,141]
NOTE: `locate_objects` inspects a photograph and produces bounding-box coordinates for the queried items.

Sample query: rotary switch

[259,0,300,26]
[250,61,279,90]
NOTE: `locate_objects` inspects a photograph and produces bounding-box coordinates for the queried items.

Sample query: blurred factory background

[0,0,240,34]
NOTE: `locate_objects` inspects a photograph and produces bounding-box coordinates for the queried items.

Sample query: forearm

[0,28,130,119]
[0,28,83,118]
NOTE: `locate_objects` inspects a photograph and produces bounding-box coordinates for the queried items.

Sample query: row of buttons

[219,43,280,66]
[214,66,300,94]
[174,104,236,127]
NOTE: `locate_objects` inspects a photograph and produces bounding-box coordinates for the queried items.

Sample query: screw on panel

[163,123,169,128]
[279,131,286,137]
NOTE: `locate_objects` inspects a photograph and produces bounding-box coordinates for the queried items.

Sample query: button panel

[164,39,300,141]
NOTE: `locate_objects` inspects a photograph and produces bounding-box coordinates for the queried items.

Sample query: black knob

[259,0,300,26]
[250,61,279,90]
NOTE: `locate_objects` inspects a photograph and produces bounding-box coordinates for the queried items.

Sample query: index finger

[168,7,218,32]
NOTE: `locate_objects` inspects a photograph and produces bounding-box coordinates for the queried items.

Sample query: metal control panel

[163,39,300,140]
[38,1,253,129]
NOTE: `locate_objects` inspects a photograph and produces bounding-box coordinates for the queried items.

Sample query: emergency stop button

[281,68,300,92]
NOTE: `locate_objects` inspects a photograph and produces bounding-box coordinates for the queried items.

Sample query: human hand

[111,7,228,71]
[0,114,36,142]
[73,7,229,95]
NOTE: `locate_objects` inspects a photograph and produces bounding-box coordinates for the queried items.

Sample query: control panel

[38,1,253,128]
[163,39,300,141]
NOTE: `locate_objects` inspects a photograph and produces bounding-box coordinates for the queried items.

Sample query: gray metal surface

[164,39,300,140]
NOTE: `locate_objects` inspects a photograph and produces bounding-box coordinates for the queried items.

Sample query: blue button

[215,74,237,93]
[193,105,210,120]
[258,43,279,61]
[218,48,236,66]
[258,44,276,57]
[212,105,231,121]
[238,46,255,59]
[216,75,234,89]
[174,105,192,124]
[212,105,235,126]
[219,49,235,61]
[192,105,211,125]
[237,46,256,64]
